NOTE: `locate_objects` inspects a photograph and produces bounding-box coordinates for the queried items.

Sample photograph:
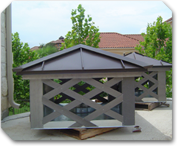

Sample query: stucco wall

[1,9,11,119]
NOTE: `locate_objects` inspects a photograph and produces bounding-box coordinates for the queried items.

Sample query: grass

[9,105,30,116]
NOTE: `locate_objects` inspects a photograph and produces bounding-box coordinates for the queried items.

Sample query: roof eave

[16,68,148,76]
[13,44,83,73]
[143,65,153,69]
[13,67,23,73]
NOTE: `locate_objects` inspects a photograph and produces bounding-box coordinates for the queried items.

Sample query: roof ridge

[100,32,122,34]
[122,34,140,42]
[100,32,139,41]
[124,34,142,36]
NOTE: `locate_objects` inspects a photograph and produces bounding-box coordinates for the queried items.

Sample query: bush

[12,32,39,106]
[35,43,59,58]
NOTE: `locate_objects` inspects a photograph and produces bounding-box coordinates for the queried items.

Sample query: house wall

[1,9,11,119]
[99,47,137,55]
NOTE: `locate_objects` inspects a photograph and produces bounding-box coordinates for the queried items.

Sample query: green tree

[60,4,100,50]
[12,32,39,107]
[135,16,172,97]
[34,43,59,58]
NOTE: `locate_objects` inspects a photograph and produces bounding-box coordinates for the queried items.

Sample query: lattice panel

[42,78,123,128]
[134,71,159,102]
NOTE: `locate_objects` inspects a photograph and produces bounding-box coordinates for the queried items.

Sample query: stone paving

[1,101,172,141]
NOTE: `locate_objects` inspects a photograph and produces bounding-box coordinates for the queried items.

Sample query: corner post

[122,77,135,125]
[30,79,43,128]
[158,71,166,101]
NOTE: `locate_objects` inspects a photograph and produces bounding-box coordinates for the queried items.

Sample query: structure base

[60,127,118,140]
[135,102,160,111]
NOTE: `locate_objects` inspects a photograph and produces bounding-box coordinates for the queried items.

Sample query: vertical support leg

[122,77,135,125]
[30,79,43,128]
[158,71,166,101]
[43,84,54,117]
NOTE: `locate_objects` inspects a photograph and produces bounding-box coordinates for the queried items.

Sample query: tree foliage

[34,43,59,58]
[60,4,100,50]
[135,16,172,97]
[12,32,39,107]
[12,32,60,109]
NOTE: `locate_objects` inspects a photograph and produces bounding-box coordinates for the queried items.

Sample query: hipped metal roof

[13,44,152,75]
[124,52,172,68]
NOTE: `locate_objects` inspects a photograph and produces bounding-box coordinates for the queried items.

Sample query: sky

[9,1,172,48]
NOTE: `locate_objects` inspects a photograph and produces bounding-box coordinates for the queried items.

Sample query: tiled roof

[99,32,143,48]
[51,39,64,44]
[31,32,144,50]
[124,34,144,42]
[165,17,172,22]
[31,46,39,51]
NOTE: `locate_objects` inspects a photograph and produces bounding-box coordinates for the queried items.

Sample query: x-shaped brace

[42,78,123,127]
[135,72,158,101]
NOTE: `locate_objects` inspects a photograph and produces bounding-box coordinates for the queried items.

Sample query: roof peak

[124,34,142,36]
[13,44,152,74]
[100,32,122,34]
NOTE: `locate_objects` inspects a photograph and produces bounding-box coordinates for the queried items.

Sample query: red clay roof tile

[165,17,172,22]
[99,32,143,48]
[124,34,144,42]
[51,39,64,44]
[31,46,39,51]
[31,32,144,50]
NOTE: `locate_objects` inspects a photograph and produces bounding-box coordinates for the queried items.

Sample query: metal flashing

[80,48,84,70]
[41,61,45,70]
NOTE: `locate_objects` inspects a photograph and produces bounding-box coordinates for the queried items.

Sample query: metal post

[122,77,135,125]
[158,71,166,101]
[30,79,43,128]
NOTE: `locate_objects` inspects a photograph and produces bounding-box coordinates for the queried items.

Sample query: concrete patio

[1,100,172,141]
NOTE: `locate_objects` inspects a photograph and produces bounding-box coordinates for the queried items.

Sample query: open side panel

[39,77,124,129]
[134,71,166,102]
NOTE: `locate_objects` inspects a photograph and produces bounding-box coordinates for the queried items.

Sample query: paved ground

[1,100,172,141]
